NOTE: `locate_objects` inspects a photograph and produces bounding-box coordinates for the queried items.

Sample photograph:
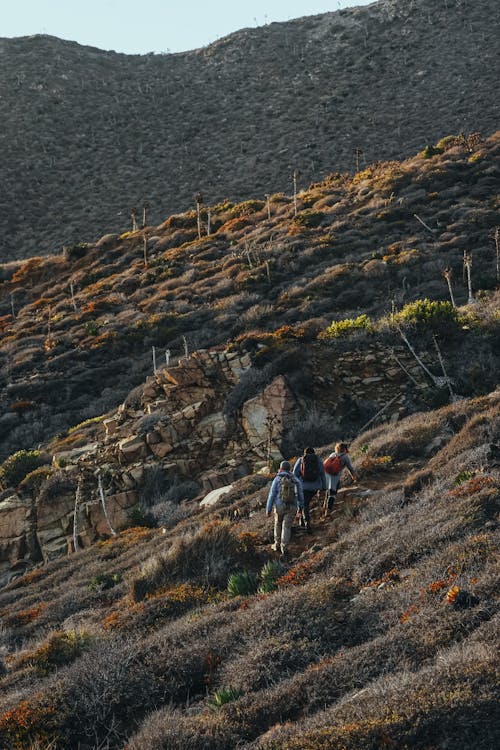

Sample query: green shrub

[18,630,94,674]
[394,299,458,329]
[292,210,325,228]
[421,144,443,159]
[0,450,44,489]
[17,465,53,494]
[208,686,243,709]
[259,560,285,593]
[227,570,258,598]
[63,242,91,260]
[435,134,460,151]
[320,314,373,339]
[127,506,157,528]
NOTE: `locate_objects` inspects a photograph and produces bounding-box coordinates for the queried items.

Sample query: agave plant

[227,570,257,598]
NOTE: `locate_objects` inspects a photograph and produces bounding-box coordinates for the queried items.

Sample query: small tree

[292,170,299,217]
[194,192,203,239]
[463,251,475,304]
[442,268,456,308]
[130,207,138,232]
[489,226,499,284]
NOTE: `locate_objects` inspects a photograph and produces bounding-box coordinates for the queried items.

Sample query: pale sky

[1,0,374,54]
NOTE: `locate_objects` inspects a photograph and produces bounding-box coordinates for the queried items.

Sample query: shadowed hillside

[1,0,499,259]
[0,389,498,749]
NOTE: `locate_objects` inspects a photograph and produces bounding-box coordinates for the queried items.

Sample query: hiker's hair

[335,442,349,453]
[304,446,315,455]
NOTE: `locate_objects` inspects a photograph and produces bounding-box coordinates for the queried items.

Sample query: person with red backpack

[292,447,326,533]
[323,442,356,515]
[266,460,304,557]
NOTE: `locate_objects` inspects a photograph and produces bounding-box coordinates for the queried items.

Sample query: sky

[1,0,374,55]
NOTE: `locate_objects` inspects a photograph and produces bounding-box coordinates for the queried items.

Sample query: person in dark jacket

[266,460,304,556]
[292,447,326,533]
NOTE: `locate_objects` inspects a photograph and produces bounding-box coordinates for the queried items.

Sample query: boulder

[88,490,137,536]
[200,485,233,508]
[53,443,99,468]
[242,375,297,451]
[118,435,149,464]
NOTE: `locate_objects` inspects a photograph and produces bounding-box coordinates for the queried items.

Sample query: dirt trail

[278,460,423,562]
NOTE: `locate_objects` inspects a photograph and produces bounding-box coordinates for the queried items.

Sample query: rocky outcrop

[0,340,441,580]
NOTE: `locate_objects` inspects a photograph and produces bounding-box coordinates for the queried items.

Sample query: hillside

[0,131,498,465]
[1,0,499,260]
[0,390,498,749]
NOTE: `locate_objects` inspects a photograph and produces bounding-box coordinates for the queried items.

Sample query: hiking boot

[280,547,288,558]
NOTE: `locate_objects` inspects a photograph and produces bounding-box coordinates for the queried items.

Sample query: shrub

[131,520,241,600]
[259,560,286,593]
[17,464,53,495]
[292,210,325,229]
[15,630,94,675]
[320,314,373,338]
[394,299,458,329]
[0,697,61,749]
[227,570,258,598]
[421,143,444,158]
[127,506,158,528]
[0,449,44,489]
[63,242,91,260]
[208,686,243,709]
[282,405,340,456]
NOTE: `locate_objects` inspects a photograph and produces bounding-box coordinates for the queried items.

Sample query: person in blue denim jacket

[266,460,304,556]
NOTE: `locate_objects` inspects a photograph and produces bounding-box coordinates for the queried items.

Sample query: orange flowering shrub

[103,602,145,630]
[365,567,399,589]
[0,314,12,333]
[11,257,45,284]
[277,560,315,587]
[238,593,269,611]
[4,603,46,628]
[448,474,495,497]
[400,603,420,624]
[217,216,251,233]
[445,585,461,604]
[0,697,60,749]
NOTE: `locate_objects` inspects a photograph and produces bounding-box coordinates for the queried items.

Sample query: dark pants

[302,490,317,527]
[325,481,341,512]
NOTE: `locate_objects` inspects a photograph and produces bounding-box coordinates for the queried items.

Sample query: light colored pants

[274,510,293,553]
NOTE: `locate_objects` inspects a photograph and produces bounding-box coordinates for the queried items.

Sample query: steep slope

[0,132,498,463]
[0,392,498,749]
[1,0,499,259]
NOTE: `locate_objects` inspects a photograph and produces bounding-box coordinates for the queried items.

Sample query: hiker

[323,442,357,515]
[266,460,304,556]
[292,447,326,533]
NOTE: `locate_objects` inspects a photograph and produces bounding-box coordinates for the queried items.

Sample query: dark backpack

[279,474,296,508]
[324,454,343,476]
[301,454,319,482]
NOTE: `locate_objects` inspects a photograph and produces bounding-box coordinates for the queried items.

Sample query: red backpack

[324,454,343,476]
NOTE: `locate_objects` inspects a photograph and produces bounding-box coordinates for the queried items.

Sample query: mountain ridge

[1,0,499,259]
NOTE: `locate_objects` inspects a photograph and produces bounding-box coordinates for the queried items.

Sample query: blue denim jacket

[266,470,304,513]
